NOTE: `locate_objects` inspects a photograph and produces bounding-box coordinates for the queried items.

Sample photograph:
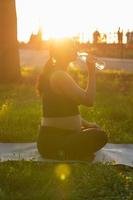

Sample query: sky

[16,0,133,42]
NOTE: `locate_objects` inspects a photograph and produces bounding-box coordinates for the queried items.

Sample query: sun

[37,0,82,40]
[16,0,90,42]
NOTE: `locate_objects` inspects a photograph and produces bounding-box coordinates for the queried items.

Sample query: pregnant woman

[36,39,107,161]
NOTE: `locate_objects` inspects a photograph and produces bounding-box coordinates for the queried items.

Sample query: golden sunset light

[0,0,133,197]
[16,0,133,42]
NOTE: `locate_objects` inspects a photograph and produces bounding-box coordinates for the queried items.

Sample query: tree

[0,0,21,82]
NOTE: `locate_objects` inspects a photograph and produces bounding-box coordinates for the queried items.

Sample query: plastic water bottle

[77,52,105,70]
[95,60,105,70]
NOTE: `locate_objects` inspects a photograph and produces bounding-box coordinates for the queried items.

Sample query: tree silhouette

[0,0,21,82]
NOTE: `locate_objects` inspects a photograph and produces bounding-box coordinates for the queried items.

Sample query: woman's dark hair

[36,57,54,96]
[36,38,78,96]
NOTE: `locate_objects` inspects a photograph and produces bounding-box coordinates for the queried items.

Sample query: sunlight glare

[16,0,133,42]
[55,164,71,181]
[0,101,12,119]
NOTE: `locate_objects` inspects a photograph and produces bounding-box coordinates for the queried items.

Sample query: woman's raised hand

[86,54,97,65]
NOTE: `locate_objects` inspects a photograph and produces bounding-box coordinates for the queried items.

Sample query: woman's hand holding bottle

[77,52,105,71]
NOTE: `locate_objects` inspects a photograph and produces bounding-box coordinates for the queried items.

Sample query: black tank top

[42,71,79,117]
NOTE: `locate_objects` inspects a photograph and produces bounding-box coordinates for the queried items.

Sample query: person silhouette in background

[93,30,100,44]
[36,39,107,161]
[117,27,123,44]
[126,30,133,44]
[126,30,130,44]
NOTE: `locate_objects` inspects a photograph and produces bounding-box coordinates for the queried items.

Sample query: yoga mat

[0,143,133,167]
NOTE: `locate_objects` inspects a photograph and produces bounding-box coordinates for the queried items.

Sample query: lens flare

[55,164,71,181]
[60,174,66,181]
[0,101,11,119]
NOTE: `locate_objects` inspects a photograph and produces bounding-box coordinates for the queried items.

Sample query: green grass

[1,69,133,143]
[0,69,133,199]
[0,83,41,142]
[0,162,132,200]
[81,70,133,143]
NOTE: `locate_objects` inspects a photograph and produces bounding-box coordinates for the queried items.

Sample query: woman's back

[40,69,81,131]
[42,69,79,118]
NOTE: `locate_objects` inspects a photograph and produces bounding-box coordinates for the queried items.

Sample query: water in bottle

[95,60,105,70]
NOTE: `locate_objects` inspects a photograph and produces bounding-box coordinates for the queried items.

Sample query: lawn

[0,69,133,199]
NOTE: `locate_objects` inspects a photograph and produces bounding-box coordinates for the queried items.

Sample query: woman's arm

[85,61,96,106]
[50,60,96,107]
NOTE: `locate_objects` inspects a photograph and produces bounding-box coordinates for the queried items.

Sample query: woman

[37,39,107,161]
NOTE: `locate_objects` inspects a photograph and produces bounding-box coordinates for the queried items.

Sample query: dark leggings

[37,126,108,160]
